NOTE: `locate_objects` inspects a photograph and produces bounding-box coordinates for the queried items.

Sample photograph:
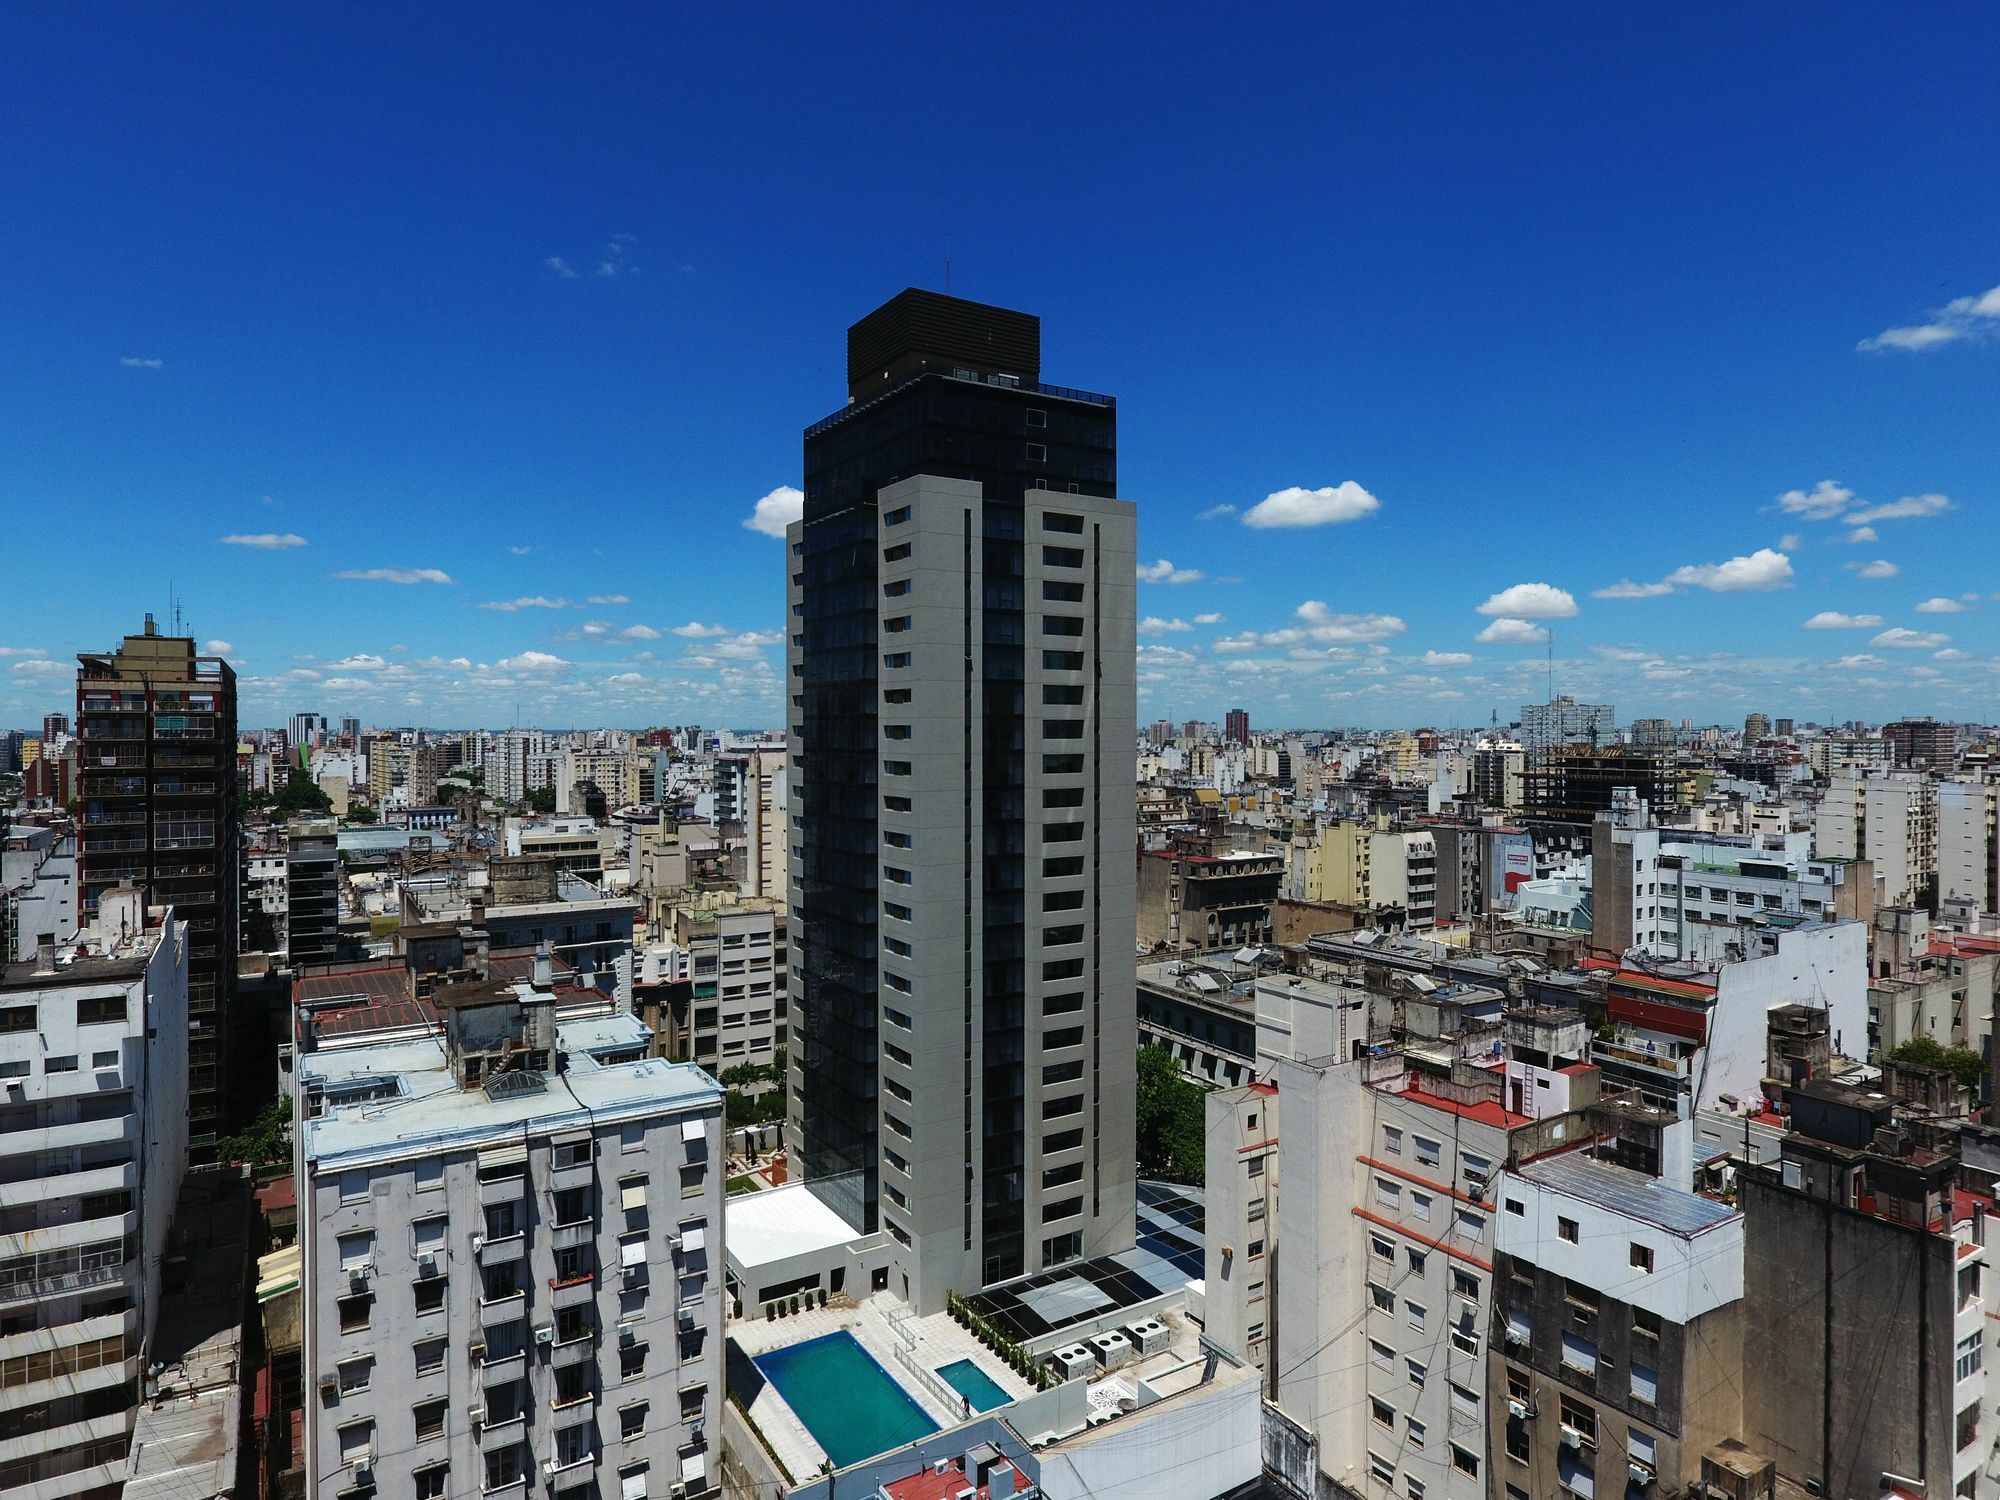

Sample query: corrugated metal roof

[1517,1151,1739,1237]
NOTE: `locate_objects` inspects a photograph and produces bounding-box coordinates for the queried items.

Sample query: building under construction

[1522,745,1683,826]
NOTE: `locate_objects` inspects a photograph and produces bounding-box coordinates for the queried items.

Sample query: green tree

[1136,1044,1208,1185]
[216,1097,294,1172]
[346,803,379,824]
[274,769,333,816]
[1891,1035,1986,1091]
[525,787,557,813]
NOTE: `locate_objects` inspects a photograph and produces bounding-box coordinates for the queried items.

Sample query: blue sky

[3,5,1996,732]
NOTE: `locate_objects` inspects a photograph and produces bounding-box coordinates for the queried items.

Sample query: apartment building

[1272,1045,1581,1500]
[1490,1144,1745,1499]
[787,289,1138,1308]
[1815,768,1938,908]
[1201,1081,1277,1367]
[1289,818,1439,928]
[663,898,787,1072]
[2,822,77,963]
[75,617,239,1156]
[297,959,725,1500]
[713,744,786,900]
[1520,696,1614,753]
[1134,842,1283,952]
[1938,778,2000,915]
[557,747,640,816]
[287,817,340,966]
[0,888,188,1497]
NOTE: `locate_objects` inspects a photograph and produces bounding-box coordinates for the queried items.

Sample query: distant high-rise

[41,711,68,743]
[1520,693,1614,752]
[77,617,241,1157]
[1224,708,1250,747]
[1743,711,1771,743]
[1883,716,1954,770]
[789,289,1137,1308]
[287,711,325,758]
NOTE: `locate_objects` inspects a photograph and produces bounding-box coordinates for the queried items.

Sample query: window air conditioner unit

[468,1405,486,1426]
[351,1463,373,1486]
[318,1376,338,1400]
[417,1251,437,1275]
[347,1264,371,1289]
[467,1341,486,1363]
[676,1308,696,1330]
[1506,1397,1533,1421]
[690,1419,705,1439]
[1559,1423,1586,1450]
[1629,1460,1656,1487]
[535,1325,555,1345]
[470,1233,485,1255]
[618,1323,637,1346]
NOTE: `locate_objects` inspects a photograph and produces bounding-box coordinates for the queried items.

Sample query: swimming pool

[936,1357,1012,1413]
[753,1331,939,1468]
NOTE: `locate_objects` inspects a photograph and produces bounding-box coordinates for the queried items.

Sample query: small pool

[936,1357,1012,1413]
[753,1331,939,1468]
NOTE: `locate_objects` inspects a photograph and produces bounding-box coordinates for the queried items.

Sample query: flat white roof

[724,1184,862,1272]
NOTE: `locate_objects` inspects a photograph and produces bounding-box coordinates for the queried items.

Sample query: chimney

[34,933,56,973]
[143,613,157,636]
[532,942,553,991]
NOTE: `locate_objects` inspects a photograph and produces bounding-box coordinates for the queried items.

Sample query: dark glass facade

[795,290,1115,1270]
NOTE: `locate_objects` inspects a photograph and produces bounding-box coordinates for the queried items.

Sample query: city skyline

[4,8,1998,730]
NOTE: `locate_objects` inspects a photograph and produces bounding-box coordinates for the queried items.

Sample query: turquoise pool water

[753,1331,939,1468]
[936,1357,1011,1413]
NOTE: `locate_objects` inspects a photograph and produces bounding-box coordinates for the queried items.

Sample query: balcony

[0,1115,132,1164]
[549,1275,595,1310]
[0,1161,135,1214]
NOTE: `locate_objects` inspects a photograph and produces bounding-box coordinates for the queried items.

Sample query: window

[553,1140,591,1169]
[620,1343,648,1380]
[91,1051,117,1069]
[1449,1382,1479,1421]
[1452,1268,1480,1300]
[340,1169,370,1204]
[44,1055,75,1074]
[1405,1415,1426,1448]
[1405,1300,1426,1330]
[338,1293,373,1332]
[1411,1191,1433,1223]
[1374,1176,1401,1207]
[1369,1454,1394,1487]
[1505,1196,1524,1216]
[415,1158,444,1191]
[1371,1234,1393,1263]
[1413,1135,1441,1167]
[1558,1396,1596,1442]
[338,1419,375,1463]
[1042,650,1083,671]
[484,1444,524,1491]
[1630,1359,1658,1404]
[415,1465,447,1499]
[620,1402,648,1440]
[1407,1357,1426,1389]
[414,1278,446,1315]
[1383,1125,1403,1155]
[414,1337,445,1375]
[883,579,911,597]
[1369,1281,1393,1312]
[337,1355,372,1394]
[883,542,911,561]
[76,994,127,1025]
[554,1361,590,1404]
[1369,1338,1394,1371]
[1560,1331,1598,1376]
[414,1216,447,1253]
[1371,1397,1395,1430]
[1557,1216,1579,1244]
[1456,1209,1485,1242]
[414,1397,447,1440]
[338,1230,375,1268]
[1450,1445,1479,1480]
[1406,1247,1427,1275]
[1405,1479,1425,1500]
[1958,1331,1984,1382]
[1043,546,1083,568]
[483,1200,520,1241]
[1630,1242,1654,1273]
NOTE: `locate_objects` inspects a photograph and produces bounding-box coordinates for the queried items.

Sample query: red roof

[1248,1079,1278,1096]
[882,1461,1031,1500]
[1399,1077,1529,1129]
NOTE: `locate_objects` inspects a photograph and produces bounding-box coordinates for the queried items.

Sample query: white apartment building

[1201,1081,1277,1368]
[0,888,187,1498]
[1521,696,1614,753]
[1939,779,2000,916]
[1814,770,1937,907]
[1274,1047,1578,1500]
[490,730,558,806]
[664,899,787,1072]
[1807,735,1893,779]
[557,748,641,815]
[713,746,787,900]
[297,963,725,1500]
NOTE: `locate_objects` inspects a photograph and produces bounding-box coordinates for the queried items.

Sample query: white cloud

[1138,617,1194,636]
[497,651,569,671]
[543,255,579,280]
[1291,601,1406,643]
[478,596,571,611]
[1136,559,1205,584]
[743,485,804,538]
[1848,559,1899,580]
[119,356,165,369]
[1778,533,1804,551]
[1476,583,1577,619]
[1858,281,2000,353]
[670,622,730,638]
[1775,480,1855,520]
[1915,597,1967,614]
[1423,650,1475,666]
[335,567,452,584]
[1591,579,1677,600]
[1240,482,1380,530]
[586,594,630,606]
[1935,648,1970,661]
[606,672,647,684]
[618,625,662,641]
[1193,613,1224,625]
[220,532,307,549]
[1197,504,1237,521]
[1846,492,1951,525]
[1476,618,1550,645]
[1665,548,1793,592]
[508,544,534,555]
[1831,653,1883,669]
[11,659,67,675]
[204,639,232,654]
[1872,628,1949,650]
[328,654,388,670]
[1594,645,1652,662]
[0,647,47,659]
[1845,526,1878,544]
[1802,611,1883,630]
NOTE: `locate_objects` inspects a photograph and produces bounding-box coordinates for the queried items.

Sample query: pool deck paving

[730,1295,1036,1479]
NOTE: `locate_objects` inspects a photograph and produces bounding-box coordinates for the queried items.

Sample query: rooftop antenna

[1546,628,1555,701]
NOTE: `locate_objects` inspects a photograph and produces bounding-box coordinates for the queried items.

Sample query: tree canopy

[1890,1035,1986,1090]
[1136,1044,1208,1185]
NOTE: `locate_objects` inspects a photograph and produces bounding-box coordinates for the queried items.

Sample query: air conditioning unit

[1629,1460,1656,1487]
[1506,1397,1533,1421]
[1559,1423,1587,1450]
[470,1233,485,1255]
[677,1308,696,1330]
[417,1251,437,1275]
[690,1418,705,1439]
[1467,1180,1486,1202]
[318,1376,338,1400]
[350,1463,373,1486]
[618,1323,638,1346]
[468,1405,486,1426]
[347,1264,371,1289]
[467,1341,486,1363]
[534,1325,555,1345]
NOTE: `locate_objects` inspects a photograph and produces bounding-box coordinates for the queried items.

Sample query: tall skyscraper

[1224,707,1250,747]
[288,711,325,758]
[788,289,1137,1309]
[77,617,241,1157]
[1520,693,1615,752]
[41,711,68,743]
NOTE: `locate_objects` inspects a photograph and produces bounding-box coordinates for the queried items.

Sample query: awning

[621,1182,647,1211]
[680,1225,706,1254]
[479,1142,528,1169]
[680,1118,706,1143]
[620,1239,648,1268]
